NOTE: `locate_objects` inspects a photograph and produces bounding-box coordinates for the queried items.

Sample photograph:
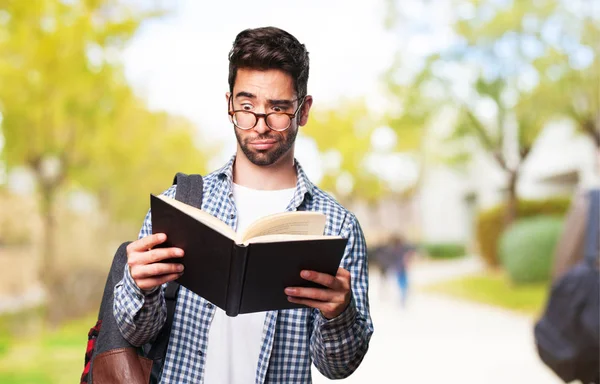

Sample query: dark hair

[228,26,309,98]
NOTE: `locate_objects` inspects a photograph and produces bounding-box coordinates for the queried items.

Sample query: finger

[300,270,338,289]
[337,267,351,279]
[145,247,184,264]
[287,296,337,314]
[128,247,183,268]
[136,273,183,291]
[284,287,336,302]
[131,262,184,280]
[128,233,167,253]
[337,268,351,289]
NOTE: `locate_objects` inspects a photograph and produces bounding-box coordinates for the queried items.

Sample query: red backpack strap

[80,319,102,383]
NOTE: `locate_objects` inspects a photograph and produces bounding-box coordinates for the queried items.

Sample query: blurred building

[414,122,598,250]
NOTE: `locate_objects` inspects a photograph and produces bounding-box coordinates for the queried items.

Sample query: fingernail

[158,233,166,241]
[285,288,295,295]
[301,271,310,278]
[176,249,184,256]
[177,265,184,272]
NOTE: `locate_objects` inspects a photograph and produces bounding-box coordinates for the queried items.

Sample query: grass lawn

[421,270,551,317]
[0,311,95,384]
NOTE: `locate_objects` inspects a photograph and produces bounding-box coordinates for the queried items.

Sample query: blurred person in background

[112,26,373,383]
[385,234,417,308]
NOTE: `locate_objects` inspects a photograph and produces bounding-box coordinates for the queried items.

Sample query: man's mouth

[249,139,277,150]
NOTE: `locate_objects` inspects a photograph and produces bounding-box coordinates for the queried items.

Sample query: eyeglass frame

[228,95,306,132]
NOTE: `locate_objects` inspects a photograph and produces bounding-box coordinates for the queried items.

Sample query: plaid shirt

[113,156,373,383]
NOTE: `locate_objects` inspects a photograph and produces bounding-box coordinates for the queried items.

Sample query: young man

[113,26,373,383]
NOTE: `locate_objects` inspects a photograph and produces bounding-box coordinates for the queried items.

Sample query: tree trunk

[582,118,600,149]
[32,167,64,327]
[38,180,57,289]
[504,169,519,228]
[582,119,600,175]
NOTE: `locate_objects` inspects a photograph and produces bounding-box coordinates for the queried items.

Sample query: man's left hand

[285,267,351,319]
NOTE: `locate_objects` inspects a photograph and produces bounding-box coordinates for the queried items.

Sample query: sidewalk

[312,257,562,384]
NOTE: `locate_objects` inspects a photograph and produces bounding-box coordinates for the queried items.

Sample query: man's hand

[285,267,351,320]
[126,233,184,291]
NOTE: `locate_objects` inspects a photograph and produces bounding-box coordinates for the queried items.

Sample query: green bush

[475,197,570,266]
[498,216,563,284]
[421,243,466,259]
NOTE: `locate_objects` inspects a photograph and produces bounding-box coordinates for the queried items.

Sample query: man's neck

[233,151,297,190]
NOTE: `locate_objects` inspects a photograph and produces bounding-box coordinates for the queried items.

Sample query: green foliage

[499,216,563,284]
[0,0,211,324]
[476,197,571,266]
[420,242,466,259]
[0,1,212,221]
[422,271,550,316]
[304,100,388,202]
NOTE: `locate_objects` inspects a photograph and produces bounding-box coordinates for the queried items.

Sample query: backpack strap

[584,189,600,267]
[145,173,204,382]
[145,281,180,383]
[172,172,204,210]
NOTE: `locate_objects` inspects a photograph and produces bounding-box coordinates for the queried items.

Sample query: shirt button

[230,213,235,219]
[197,349,204,356]
[205,302,213,309]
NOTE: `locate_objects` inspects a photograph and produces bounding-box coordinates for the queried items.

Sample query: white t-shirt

[203,182,296,384]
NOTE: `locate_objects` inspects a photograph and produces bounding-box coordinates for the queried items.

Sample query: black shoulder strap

[146,173,204,371]
[173,172,204,210]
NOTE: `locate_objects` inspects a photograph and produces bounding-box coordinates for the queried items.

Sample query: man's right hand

[126,233,184,291]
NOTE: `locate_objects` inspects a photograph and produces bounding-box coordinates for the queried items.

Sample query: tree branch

[463,107,508,170]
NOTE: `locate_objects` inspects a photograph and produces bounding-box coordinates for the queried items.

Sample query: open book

[150,194,348,316]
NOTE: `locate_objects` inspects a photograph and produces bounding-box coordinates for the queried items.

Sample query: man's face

[227,68,311,166]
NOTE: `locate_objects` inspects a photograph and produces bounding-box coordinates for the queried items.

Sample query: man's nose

[254,115,270,134]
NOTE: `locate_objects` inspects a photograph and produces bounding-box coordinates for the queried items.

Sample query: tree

[303,100,388,204]
[384,0,599,225]
[77,85,213,224]
[0,0,210,323]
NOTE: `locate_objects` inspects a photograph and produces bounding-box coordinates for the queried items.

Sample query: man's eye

[241,104,253,110]
[272,106,284,113]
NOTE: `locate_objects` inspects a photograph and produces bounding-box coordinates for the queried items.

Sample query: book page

[155,195,236,240]
[244,234,342,245]
[239,211,326,243]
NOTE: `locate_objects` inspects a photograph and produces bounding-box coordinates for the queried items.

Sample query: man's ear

[225,92,231,108]
[298,95,313,126]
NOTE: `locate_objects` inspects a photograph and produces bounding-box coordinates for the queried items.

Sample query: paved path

[312,257,562,384]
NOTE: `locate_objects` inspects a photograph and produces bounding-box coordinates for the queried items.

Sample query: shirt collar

[217,154,315,205]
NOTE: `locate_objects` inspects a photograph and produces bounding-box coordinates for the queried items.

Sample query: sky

[122,0,398,181]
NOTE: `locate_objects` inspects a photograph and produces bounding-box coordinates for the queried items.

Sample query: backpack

[81,172,204,384]
[534,189,600,384]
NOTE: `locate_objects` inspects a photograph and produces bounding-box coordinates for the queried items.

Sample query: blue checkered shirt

[113,156,373,383]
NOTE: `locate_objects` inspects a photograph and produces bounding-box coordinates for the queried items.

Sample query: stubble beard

[235,127,298,166]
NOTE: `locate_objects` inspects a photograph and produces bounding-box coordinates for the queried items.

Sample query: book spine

[225,244,248,317]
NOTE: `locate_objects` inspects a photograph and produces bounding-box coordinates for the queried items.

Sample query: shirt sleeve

[310,214,374,378]
[112,186,177,347]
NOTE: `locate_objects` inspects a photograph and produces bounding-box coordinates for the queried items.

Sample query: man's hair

[228,26,310,98]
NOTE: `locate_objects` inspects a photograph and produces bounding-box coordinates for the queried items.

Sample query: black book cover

[150,194,348,316]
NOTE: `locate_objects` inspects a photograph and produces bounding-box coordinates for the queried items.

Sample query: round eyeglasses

[228,97,306,132]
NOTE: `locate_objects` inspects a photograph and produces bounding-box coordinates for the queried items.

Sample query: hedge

[420,243,466,259]
[499,216,564,284]
[475,197,571,266]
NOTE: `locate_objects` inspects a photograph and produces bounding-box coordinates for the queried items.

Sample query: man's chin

[244,150,278,166]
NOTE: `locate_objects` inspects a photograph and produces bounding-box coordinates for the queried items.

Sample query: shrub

[420,243,466,259]
[475,197,571,266]
[498,216,563,284]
